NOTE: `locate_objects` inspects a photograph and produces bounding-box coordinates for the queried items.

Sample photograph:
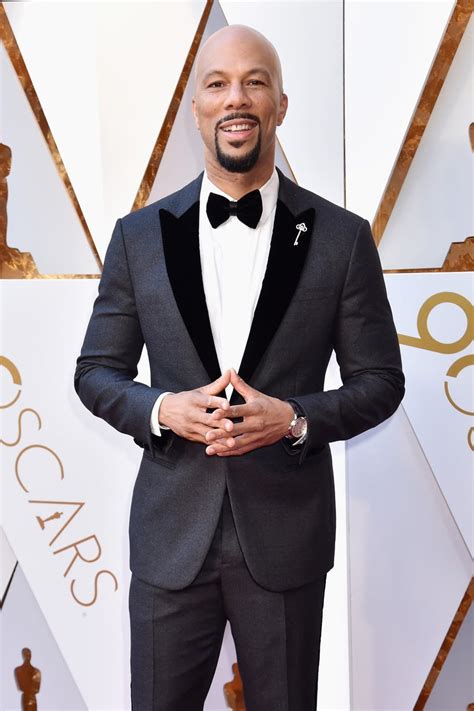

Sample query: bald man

[75,24,404,711]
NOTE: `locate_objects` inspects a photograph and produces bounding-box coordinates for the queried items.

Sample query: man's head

[192,25,287,177]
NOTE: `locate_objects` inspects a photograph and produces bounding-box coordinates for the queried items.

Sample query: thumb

[230,369,254,399]
[200,369,231,395]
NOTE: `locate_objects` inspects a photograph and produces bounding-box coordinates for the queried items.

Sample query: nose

[224,81,251,110]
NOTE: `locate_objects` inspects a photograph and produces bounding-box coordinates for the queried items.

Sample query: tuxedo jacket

[74,168,404,592]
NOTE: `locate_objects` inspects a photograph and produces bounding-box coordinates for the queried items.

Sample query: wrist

[283,400,294,421]
[284,400,308,445]
[281,400,295,436]
[158,392,175,428]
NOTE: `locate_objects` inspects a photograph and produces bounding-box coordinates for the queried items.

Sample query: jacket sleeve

[290,218,405,460]
[74,218,165,454]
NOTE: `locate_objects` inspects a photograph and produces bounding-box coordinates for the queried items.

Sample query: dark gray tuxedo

[75,168,404,594]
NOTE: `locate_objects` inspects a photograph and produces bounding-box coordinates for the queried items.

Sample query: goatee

[214,128,261,173]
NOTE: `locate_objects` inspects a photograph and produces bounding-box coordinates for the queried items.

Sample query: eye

[207,81,225,88]
[247,79,265,86]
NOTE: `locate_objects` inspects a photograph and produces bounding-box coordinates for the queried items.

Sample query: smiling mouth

[221,122,256,133]
[217,117,259,141]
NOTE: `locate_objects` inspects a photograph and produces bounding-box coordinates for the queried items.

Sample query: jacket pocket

[142,449,176,469]
[143,431,178,469]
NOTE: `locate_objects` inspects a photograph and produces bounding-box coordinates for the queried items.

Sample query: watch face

[292,417,307,438]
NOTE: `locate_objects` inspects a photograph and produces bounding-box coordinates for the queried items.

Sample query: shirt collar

[201,167,279,229]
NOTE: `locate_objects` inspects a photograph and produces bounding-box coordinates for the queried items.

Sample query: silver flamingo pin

[294,222,307,246]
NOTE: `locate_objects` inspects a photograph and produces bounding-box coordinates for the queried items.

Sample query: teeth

[223,123,252,132]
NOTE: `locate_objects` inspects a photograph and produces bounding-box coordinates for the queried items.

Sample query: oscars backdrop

[1,1,472,710]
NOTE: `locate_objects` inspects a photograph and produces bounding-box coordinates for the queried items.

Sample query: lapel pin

[294,222,307,246]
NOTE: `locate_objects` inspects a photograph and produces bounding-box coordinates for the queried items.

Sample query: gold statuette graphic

[0,143,39,278]
[15,648,41,711]
[224,663,246,710]
[36,511,63,530]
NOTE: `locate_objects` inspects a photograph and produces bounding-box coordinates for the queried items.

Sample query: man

[75,24,404,711]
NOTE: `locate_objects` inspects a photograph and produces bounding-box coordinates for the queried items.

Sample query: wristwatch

[285,406,308,447]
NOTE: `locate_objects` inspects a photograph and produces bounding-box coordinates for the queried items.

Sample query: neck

[205,156,275,200]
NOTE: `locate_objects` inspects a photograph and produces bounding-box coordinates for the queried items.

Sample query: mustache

[215,113,260,130]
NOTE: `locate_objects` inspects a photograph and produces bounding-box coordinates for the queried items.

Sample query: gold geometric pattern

[0,3,102,277]
[384,236,474,273]
[132,0,213,212]
[372,0,473,249]
[413,577,474,709]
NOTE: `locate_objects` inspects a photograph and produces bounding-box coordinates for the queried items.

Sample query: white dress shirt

[150,168,279,435]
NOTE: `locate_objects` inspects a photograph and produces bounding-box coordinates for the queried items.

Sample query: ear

[191,98,200,131]
[277,92,288,126]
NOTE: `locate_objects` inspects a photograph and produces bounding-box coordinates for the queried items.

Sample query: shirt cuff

[150,391,172,436]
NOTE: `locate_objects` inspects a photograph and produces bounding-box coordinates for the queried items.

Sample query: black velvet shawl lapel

[160,199,222,383]
[232,195,315,402]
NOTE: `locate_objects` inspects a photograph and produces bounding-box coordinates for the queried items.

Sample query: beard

[214,116,261,173]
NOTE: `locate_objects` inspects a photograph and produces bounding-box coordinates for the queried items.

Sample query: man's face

[192,29,288,174]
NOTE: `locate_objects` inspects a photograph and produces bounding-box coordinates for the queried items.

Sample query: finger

[209,408,235,424]
[217,443,257,457]
[229,369,256,399]
[190,423,231,445]
[206,432,236,446]
[205,426,238,442]
[200,370,232,396]
[206,420,250,441]
[202,413,234,432]
[216,432,261,456]
[208,432,259,455]
[195,393,230,412]
[206,436,237,455]
[180,424,214,443]
[223,403,258,419]
[180,410,233,440]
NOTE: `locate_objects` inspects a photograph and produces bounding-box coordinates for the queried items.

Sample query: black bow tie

[206,190,263,229]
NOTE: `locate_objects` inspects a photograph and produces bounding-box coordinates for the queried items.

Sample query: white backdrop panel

[0,43,98,274]
[4,1,104,260]
[0,527,16,603]
[345,0,455,221]
[387,273,473,555]
[0,564,87,711]
[379,15,474,270]
[1,280,139,710]
[347,405,471,710]
[147,0,231,202]
[4,1,207,260]
[220,0,344,207]
[425,604,473,710]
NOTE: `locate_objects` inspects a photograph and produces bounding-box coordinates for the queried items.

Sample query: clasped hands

[158,369,294,457]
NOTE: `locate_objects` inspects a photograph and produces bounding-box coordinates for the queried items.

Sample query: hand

[205,369,294,456]
[158,371,236,444]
